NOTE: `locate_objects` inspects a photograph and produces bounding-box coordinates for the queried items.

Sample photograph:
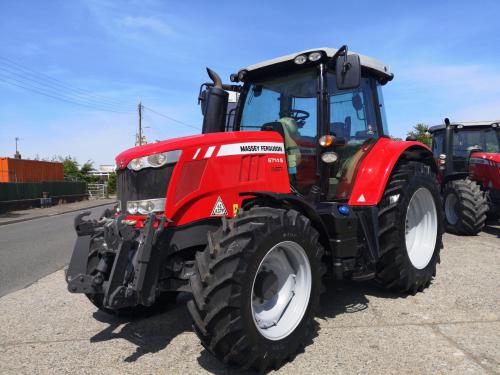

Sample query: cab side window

[328,76,378,143]
[432,132,444,158]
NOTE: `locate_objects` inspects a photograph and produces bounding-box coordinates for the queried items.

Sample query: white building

[89,164,115,179]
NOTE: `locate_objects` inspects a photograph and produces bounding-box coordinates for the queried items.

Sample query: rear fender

[348,138,436,206]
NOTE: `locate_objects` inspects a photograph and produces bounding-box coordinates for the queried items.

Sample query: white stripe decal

[216,142,285,157]
[204,146,216,158]
[193,148,201,159]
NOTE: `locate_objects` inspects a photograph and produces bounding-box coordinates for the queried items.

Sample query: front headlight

[127,150,181,171]
[127,198,166,215]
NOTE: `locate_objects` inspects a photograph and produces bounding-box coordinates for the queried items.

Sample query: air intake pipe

[444,117,453,176]
[201,68,229,134]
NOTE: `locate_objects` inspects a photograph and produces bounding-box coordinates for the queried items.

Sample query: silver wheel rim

[445,193,459,225]
[405,188,438,269]
[251,241,312,341]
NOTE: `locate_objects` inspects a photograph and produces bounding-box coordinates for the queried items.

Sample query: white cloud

[117,16,174,37]
[386,61,500,137]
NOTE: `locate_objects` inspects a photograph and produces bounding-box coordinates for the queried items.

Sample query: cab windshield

[432,127,499,172]
[239,69,318,194]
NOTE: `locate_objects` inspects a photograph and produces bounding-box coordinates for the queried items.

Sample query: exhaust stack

[201,68,229,134]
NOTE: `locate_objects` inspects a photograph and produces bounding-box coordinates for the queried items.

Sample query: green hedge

[0,181,87,201]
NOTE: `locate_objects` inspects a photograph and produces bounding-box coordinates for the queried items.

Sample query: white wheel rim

[445,193,459,225]
[251,241,312,341]
[405,188,438,269]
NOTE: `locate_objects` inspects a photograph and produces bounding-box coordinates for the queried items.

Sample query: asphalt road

[0,204,114,297]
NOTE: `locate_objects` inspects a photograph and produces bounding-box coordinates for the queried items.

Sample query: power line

[0,69,133,113]
[142,105,200,130]
[0,65,130,111]
[0,76,133,114]
[0,55,199,125]
[0,56,134,107]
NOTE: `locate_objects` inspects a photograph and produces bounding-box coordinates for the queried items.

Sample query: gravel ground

[0,224,498,374]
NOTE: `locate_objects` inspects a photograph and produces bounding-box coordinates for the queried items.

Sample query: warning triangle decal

[211,196,228,216]
[357,194,366,203]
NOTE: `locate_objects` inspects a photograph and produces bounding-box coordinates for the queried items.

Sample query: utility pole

[14,137,21,159]
[138,102,143,146]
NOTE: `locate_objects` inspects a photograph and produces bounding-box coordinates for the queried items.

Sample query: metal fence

[87,183,108,199]
[0,181,87,201]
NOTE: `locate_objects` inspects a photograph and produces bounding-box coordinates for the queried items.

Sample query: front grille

[117,163,176,211]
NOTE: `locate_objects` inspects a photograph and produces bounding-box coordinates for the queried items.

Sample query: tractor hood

[115,131,284,169]
[470,152,500,164]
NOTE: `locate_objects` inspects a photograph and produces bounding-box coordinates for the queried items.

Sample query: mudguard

[348,138,435,206]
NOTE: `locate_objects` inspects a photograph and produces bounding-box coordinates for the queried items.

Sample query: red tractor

[429,120,499,234]
[66,46,443,371]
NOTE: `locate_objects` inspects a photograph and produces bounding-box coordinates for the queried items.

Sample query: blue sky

[0,0,499,166]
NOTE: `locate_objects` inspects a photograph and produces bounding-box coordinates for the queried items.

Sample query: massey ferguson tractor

[429,119,499,234]
[66,46,444,372]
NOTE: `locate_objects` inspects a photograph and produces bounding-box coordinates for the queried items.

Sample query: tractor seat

[330,117,351,141]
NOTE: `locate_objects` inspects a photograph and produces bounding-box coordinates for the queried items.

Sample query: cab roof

[429,120,500,133]
[240,47,393,81]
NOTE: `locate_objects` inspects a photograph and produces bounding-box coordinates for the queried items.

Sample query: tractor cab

[430,120,500,179]
[199,46,394,201]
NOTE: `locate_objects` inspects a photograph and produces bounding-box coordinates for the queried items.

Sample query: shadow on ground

[482,222,500,238]
[90,293,191,362]
[0,212,22,219]
[89,278,406,374]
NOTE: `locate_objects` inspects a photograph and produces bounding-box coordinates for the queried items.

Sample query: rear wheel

[443,179,488,235]
[376,161,443,294]
[187,207,325,372]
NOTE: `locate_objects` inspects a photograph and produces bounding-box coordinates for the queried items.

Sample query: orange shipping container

[0,158,64,182]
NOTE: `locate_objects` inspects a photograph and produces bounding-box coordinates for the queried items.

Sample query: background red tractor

[430,119,499,234]
[66,45,443,372]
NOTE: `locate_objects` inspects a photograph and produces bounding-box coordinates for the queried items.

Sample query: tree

[407,123,432,147]
[108,171,117,195]
[56,156,98,182]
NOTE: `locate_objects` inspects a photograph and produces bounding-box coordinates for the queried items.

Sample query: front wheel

[187,207,325,372]
[376,161,443,294]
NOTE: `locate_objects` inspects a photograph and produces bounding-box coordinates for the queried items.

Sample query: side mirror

[336,54,361,90]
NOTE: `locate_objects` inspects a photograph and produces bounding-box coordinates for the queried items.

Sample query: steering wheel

[289,109,310,121]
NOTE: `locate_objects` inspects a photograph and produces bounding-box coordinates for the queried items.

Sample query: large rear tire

[187,207,325,372]
[443,179,488,235]
[376,161,443,294]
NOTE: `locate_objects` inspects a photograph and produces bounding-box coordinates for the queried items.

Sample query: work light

[308,52,322,62]
[321,152,338,163]
[294,55,307,64]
